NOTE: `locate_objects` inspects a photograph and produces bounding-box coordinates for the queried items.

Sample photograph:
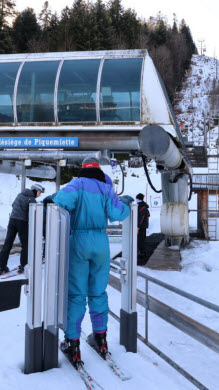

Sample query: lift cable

[142,154,162,193]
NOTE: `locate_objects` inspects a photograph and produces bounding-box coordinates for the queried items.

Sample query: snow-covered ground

[0,163,219,390]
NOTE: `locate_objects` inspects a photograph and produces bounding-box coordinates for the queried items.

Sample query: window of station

[57,59,100,122]
[0,62,20,123]
[100,58,143,122]
[17,61,60,123]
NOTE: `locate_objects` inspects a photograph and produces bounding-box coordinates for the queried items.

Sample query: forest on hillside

[0,0,197,100]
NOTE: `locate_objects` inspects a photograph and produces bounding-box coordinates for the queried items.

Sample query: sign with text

[0,137,78,148]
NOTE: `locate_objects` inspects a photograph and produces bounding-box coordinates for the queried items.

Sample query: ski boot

[0,266,10,275]
[61,339,84,369]
[87,332,110,359]
[18,265,24,274]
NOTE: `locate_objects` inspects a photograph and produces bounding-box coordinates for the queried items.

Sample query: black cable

[142,154,193,200]
[142,154,162,193]
[188,172,193,201]
[117,160,125,196]
[170,171,193,201]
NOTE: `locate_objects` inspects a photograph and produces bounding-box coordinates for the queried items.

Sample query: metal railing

[140,272,219,390]
[110,251,219,390]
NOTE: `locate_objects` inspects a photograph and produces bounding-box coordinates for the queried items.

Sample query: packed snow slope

[0,164,218,390]
[175,54,219,145]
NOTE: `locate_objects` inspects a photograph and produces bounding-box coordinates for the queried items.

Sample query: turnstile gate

[24,203,70,374]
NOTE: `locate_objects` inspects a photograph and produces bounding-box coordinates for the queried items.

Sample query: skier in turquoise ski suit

[53,158,130,346]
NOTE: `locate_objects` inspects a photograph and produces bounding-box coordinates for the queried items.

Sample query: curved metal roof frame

[0,49,182,151]
[0,49,147,62]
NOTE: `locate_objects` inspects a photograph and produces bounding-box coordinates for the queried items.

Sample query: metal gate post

[21,161,26,191]
[24,203,43,374]
[120,203,138,352]
[43,204,60,370]
[43,204,70,371]
[56,162,61,192]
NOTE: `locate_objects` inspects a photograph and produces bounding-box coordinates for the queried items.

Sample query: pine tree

[108,0,125,47]
[179,19,197,69]
[180,19,197,55]
[154,19,169,46]
[47,12,59,52]
[172,13,178,35]
[90,0,113,50]
[0,14,13,53]
[0,0,16,22]
[109,0,123,33]
[121,9,141,49]
[13,8,41,53]
[39,1,52,30]
[56,6,73,51]
[0,1,15,54]
[69,0,91,51]
[138,21,149,49]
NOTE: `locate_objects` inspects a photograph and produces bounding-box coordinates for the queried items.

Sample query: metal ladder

[207,117,219,240]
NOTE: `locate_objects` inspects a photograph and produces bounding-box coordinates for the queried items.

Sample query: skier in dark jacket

[0,183,44,275]
[136,193,150,260]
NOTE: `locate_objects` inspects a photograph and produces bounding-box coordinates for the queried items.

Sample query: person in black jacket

[136,193,150,260]
[0,183,44,275]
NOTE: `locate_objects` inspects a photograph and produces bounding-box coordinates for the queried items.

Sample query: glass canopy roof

[0,57,143,124]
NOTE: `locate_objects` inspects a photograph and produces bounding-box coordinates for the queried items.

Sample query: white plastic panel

[44,204,70,332]
[141,54,177,138]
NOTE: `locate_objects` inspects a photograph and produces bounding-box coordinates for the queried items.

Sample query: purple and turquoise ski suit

[54,177,129,339]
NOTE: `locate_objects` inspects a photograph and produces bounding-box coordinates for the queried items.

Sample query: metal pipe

[0,150,102,161]
[145,279,148,342]
[139,125,182,169]
[56,162,61,192]
[137,271,219,314]
[21,161,26,191]
[0,161,56,179]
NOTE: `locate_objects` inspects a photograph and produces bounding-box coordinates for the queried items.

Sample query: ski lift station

[1,51,219,390]
[0,49,192,247]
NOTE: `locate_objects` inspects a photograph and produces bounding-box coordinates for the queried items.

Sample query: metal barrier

[24,203,70,374]
[109,204,138,353]
[24,203,44,374]
[24,201,219,389]
[43,204,70,370]
[138,272,219,390]
[25,201,137,373]
[110,249,219,390]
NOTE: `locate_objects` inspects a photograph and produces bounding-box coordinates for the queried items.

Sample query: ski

[82,332,132,382]
[59,342,104,390]
[0,266,19,278]
[1,268,24,279]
